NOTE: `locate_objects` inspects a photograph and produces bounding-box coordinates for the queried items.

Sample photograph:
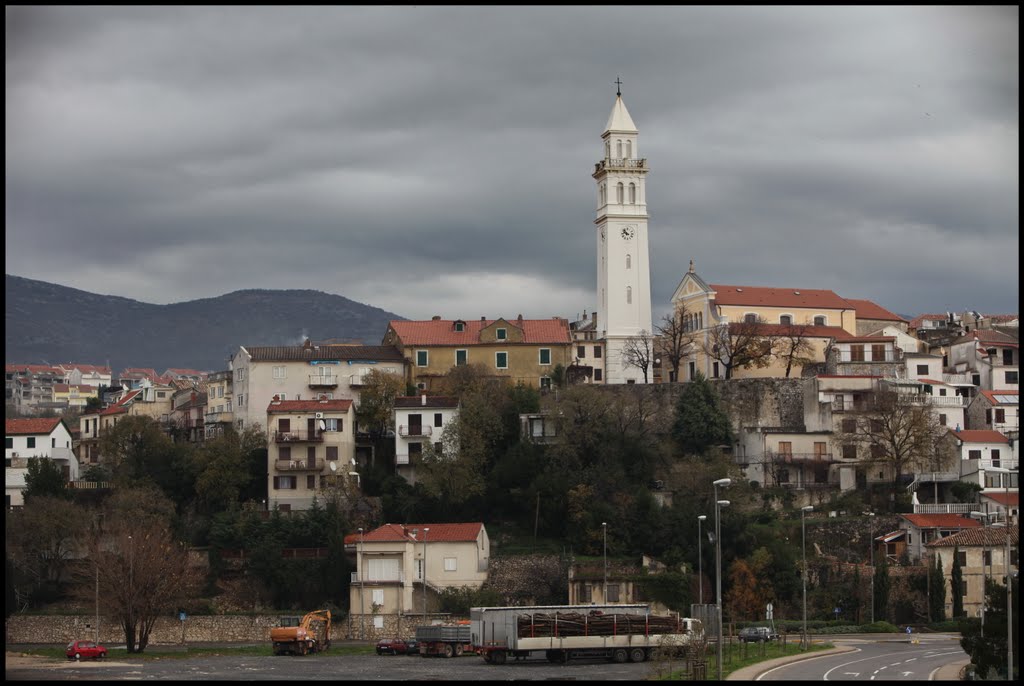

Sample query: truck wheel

[490,650,507,665]
[628,647,646,663]
[611,648,628,663]
[443,643,455,658]
[455,644,464,657]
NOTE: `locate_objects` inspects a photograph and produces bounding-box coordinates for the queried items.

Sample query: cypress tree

[951,546,964,618]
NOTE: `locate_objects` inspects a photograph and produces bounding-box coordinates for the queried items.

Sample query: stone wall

[6,613,286,645]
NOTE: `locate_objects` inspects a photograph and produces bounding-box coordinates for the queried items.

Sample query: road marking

[843,672,861,677]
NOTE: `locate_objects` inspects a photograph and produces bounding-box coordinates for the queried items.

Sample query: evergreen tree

[929,553,946,622]
[951,546,964,617]
[23,457,69,501]
[672,372,732,456]
[873,558,890,622]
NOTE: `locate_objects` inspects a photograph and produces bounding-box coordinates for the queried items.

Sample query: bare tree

[701,318,774,379]
[621,330,654,383]
[74,486,201,653]
[655,308,697,383]
[835,390,955,507]
[773,323,818,377]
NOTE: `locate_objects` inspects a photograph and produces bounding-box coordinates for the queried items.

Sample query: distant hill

[5,274,406,373]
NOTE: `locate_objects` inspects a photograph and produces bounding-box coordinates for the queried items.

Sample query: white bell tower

[593,83,653,384]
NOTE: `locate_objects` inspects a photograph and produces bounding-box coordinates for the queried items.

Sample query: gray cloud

[5,6,1018,325]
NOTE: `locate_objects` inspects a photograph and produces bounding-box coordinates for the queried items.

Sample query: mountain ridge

[5,274,406,373]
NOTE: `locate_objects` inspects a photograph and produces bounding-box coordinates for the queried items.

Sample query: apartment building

[383,316,572,391]
[266,397,356,511]
[5,364,66,415]
[229,341,406,432]
[58,363,112,389]
[204,370,234,439]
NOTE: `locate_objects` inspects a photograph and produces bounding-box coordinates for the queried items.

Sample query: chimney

[421,393,427,406]
[517,314,524,326]
[303,339,312,350]
[432,315,441,321]
[481,316,486,323]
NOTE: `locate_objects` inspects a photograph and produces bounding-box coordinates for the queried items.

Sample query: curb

[726,645,858,680]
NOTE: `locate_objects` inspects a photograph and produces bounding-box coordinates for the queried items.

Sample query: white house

[394,395,459,484]
[948,330,1019,392]
[5,417,78,507]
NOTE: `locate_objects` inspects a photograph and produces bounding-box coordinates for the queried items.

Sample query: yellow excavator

[270,610,332,655]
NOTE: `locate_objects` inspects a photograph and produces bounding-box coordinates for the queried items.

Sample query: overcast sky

[6,6,1019,326]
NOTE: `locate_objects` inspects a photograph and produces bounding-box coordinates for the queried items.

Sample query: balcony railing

[349,375,365,387]
[914,503,973,515]
[943,373,974,385]
[831,400,875,413]
[768,451,835,463]
[350,572,405,584]
[274,430,324,443]
[398,425,433,438]
[308,374,338,387]
[593,158,648,173]
[836,351,902,363]
[275,458,322,472]
[204,411,234,424]
[904,395,966,407]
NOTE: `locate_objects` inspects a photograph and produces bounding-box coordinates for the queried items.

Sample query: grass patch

[648,640,833,680]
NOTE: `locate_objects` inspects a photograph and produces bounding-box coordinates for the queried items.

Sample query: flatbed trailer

[415,623,472,657]
[470,604,702,665]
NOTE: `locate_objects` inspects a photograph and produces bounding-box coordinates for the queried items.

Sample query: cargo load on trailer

[415,622,472,657]
[471,604,703,665]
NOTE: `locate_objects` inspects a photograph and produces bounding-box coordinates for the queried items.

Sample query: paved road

[5,651,669,681]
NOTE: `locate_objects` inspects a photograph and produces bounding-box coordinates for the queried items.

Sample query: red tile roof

[948,429,1010,444]
[100,389,141,415]
[980,390,1018,405]
[244,344,405,362]
[389,318,571,346]
[5,417,63,435]
[349,522,484,544]
[955,330,1019,348]
[266,399,354,413]
[58,363,112,374]
[928,525,1018,548]
[709,284,853,310]
[982,492,1019,508]
[4,364,64,375]
[728,323,853,339]
[901,514,982,529]
[845,299,908,323]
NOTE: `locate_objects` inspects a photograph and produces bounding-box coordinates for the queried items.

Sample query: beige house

[203,370,234,439]
[266,397,356,511]
[670,263,906,381]
[383,316,572,391]
[928,525,1018,621]
[347,522,489,638]
[567,555,677,613]
[229,341,406,432]
[76,382,174,466]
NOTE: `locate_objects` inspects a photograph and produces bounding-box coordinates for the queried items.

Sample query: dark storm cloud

[5,6,1018,321]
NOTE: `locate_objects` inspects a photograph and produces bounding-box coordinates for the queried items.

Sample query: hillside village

[5,92,1018,649]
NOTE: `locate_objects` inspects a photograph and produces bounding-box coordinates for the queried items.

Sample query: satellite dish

[319,419,327,431]
[329,462,337,472]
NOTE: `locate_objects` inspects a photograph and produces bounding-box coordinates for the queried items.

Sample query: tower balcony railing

[593,158,648,173]
[398,425,433,438]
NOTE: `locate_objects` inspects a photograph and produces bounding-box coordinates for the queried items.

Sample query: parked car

[66,640,108,660]
[375,637,418,655]
[738,626,779,643]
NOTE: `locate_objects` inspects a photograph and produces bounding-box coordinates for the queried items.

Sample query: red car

[375,637,419,655]
[66,640,108,660]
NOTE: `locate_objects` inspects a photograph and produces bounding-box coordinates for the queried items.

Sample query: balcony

[204,411,234,424]
[593,158,648,174]
[398,425,433,438]
[349,374,366,387]
[769,451,836,464]
[274,430,324,443]
[903,394,966,407]
[831,400,875,413]
[943,373,974,386]
[308,374,338,388]
[275,458,323,472]
[350,572,405,584]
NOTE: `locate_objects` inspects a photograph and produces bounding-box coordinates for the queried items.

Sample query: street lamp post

[602,522,608,603]
[801,505,814,650]
[713,477,731,681]
[867,511,875,625]
[697,515,707,605]
[358,527,365,639]
[423,527,429,620]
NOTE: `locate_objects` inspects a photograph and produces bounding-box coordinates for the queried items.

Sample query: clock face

[621,226,635,240]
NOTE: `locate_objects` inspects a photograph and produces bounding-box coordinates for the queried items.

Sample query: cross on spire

[614,77,623,96]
